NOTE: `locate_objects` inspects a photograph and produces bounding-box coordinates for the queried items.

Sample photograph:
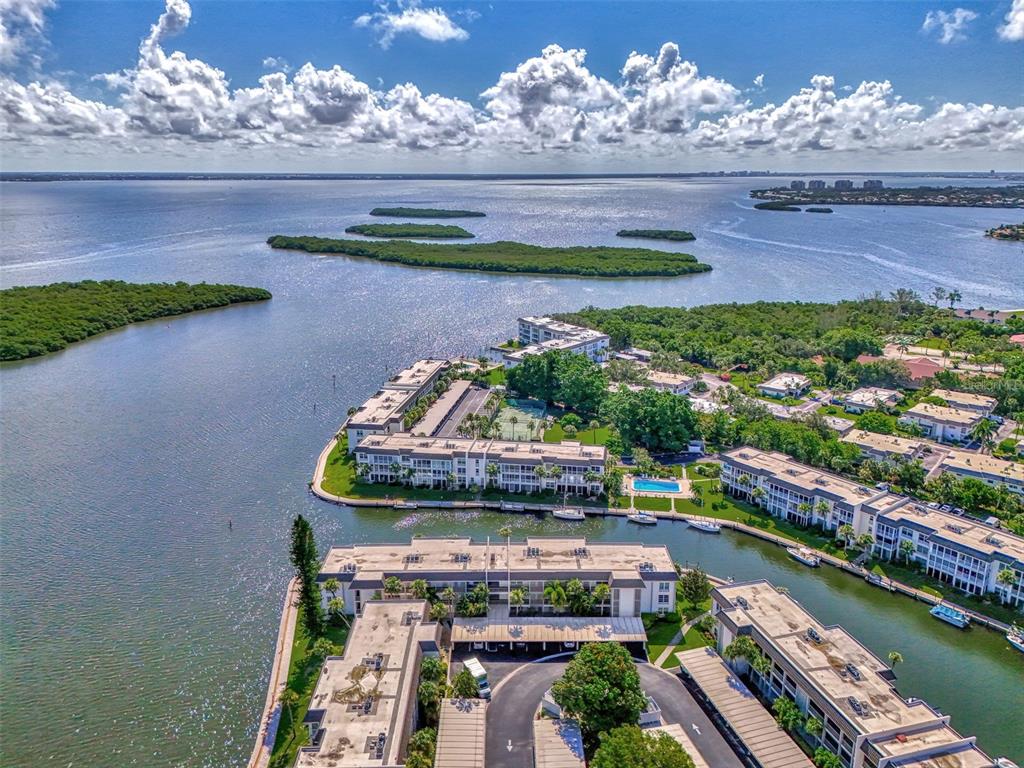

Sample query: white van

[463,657,491,700]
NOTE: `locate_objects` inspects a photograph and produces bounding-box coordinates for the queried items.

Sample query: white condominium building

[711,580,996,768]
[344,359,450,451]
[354,433,606,495]
[505,317,609,368]
[757,372,812,398]
[720,447,1024,607]
[898,402,983,444]
[836,387,903,414]
[644,369,695,395]
[936,450,1024,495]
[298,600,441,767]
[318,537,677,618]
[840,430,928,462]
[930,389,997,416]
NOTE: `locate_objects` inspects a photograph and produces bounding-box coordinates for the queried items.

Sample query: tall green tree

[452,668,480,699]
[551,642,646,745]
[290,514,325,636]
[679,567,711,609]
[590,725,696,768]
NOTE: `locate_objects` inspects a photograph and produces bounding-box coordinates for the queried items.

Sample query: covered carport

[452,616,647,657]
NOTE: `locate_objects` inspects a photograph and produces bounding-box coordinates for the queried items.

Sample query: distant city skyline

[2,0,1022,172]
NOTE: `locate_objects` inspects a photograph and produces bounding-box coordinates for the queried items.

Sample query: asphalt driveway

[484,658,742,768]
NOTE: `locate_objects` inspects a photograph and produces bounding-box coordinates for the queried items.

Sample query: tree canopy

[551,642,646,743]
[590,725,696,768]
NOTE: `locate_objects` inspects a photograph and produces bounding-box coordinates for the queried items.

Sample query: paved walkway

[246,577,299,768]
[652,611,710,668]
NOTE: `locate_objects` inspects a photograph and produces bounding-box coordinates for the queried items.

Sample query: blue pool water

[632,478,682,493]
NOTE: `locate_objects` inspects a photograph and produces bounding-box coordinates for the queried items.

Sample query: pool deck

[624,473,692,506]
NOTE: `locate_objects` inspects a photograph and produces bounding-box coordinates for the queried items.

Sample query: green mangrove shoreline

[267,235,713,278]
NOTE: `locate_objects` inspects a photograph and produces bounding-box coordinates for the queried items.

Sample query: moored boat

[786,546,821,567]
[686,517,721,533]
[552,507,586,521]
[627,511,658,525]
[394,501,418,509]
[930,603,970,629]
[1006,627,1024,653]
[864,573,895,591]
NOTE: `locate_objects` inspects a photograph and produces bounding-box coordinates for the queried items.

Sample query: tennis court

[492,398,548,440]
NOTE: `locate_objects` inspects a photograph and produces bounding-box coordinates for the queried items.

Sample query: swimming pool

[632,478,682,493]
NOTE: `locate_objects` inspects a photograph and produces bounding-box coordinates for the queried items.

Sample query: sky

[1,0,1022,173]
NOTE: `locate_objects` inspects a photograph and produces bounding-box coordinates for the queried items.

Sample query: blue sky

[2,0,1022,171]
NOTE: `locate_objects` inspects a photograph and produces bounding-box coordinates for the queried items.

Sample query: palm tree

[509,586,527,616]
[899,539,915,563]
[543,580,568,613]
[855,533,875,551]
[887,650,904,668]
[510,415,519,440]
[441,586,457,616]
[383,576,402,599]
[327,597,349,626]
[583,469,599,495]
[356,463,372,480]
[896,341,909,358]
[390,462,402,482]
[815,500,830,521]
[279,688,300,738]
[548,464,563,492]
[804,715,823,745]
[323,578,341,601]
[947,289,962,308]
[410,579,430,600]
[930,287,947,307]
[533,464,547,489]
[837,524,855,547]
[996,568,1018,603]
[588,419,600,444]
[797,501,812,523]
[429,600,449,623]
[445,471,457,490]
[592,583,611,616]
[751,486,766,505]
[312,637,337,659]
[970,418,997,451]
[404,466,416,487]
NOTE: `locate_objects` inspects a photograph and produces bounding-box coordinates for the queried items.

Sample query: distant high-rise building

[863,179,884,189]
[807,180,826,189]
[790,180,806,190]
[834,179,854,189]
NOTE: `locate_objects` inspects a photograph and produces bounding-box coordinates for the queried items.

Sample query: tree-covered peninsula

[1,280,271,361]
[615,229,695,241]
[344,223,475,238]
[369,207,486,218]
[985,223,1024,241]
[266,235,713,277]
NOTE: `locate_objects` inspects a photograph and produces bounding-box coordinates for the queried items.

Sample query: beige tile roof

[930,389,998,410]
[434,698,486,768]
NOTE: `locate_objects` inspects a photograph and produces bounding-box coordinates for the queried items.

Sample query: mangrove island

[985,223,1024,241]
[368,206,487,218]
[750,185,1024,208]
[616,229,696,242]
[266,235,713,277]
[344,223,475,238]
[0,280,272,361]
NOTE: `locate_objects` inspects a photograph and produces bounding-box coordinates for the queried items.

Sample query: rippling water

[1,178,1021,767]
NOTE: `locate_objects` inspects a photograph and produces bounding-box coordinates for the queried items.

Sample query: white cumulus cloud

[998,0,1024,40]
[922,7,978,43]
[0,0,55,65]
[1,0,1022,169]
[354,2,469,49]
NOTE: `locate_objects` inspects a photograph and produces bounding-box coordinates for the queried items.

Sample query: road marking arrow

[691,723,701,735]
[507,739,513,752]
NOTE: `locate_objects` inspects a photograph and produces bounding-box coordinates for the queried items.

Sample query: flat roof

[646,370,695,387]
[903,402,982,427]
[646,724,710,768]
[676,647,814,768]
[347,388,416,428]
[841,387,902,407]
[723,447,884,507]
[519,316,586,336]
[841,430,926,458]
[533,718,585,768]
[878,502,1024,565]
[451,616,646,644]
[414,379,472,436]
[434,698,486,768]
[505,333,607,361]
[321,537,676,581]
[386,359,448,391]
[869,724,993,767]
[298,601,440,767]
[938,449,1024,485]
[711,582,945,736]
[354,433,606,464]
[759,372,811,389]
[930,389,997,409]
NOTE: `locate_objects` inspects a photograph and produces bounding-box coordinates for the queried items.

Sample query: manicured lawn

[542,423,610,445]
[486,366,506,386]
[269,611,349,768]
[662,627,714,667]
[680,597,712,622]
[633,496,673,512]
[817,404,845,417]
[643,612,682,663]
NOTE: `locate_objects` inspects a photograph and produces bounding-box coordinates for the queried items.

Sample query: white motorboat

[1006,627,1024,654]
[686,517,721,533]
[394,502,418,509]
[627,511,658,525]
[787,546,821,567]
[552,507,586,521]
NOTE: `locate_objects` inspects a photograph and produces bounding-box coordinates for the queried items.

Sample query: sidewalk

[652,611,710,668]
